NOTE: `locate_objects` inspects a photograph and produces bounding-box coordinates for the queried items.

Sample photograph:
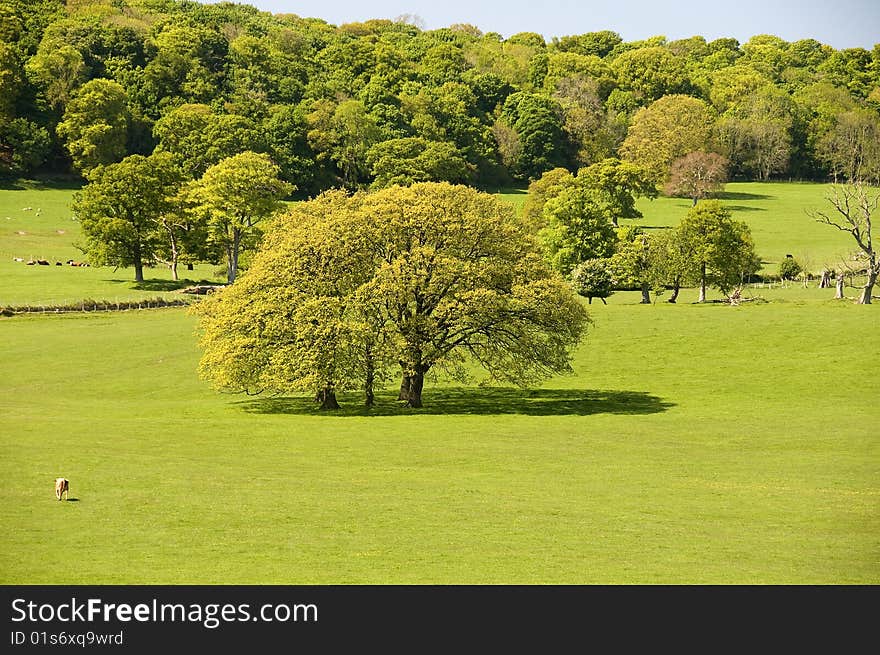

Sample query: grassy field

[1,291,877,584]
[0,179,223,305]
[0,179,877,584]
[631,182,855,274]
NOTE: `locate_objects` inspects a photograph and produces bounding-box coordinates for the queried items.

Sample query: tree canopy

[0,0,876,187]
[196,183,590,409]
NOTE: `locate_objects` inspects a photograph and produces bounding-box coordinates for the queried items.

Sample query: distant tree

[367,137,472,188]
[24,43,86,113]
[717,87,794,180]
[811,182,879,304]
[188,152,293,284]
[153,104,263,179]
[0,40,22,119]
[500,92,567,179]
[553,31,622,58]
[677,200,760,302]
[664,151,729,205]
[56,78,130,173]
[539,184,618,275]
[778,256,802,281]
[73,152,183,282]
[307,99,383,189]
[521,167,574,231]
[611,46,693,104]
[570,258,614,304]
[647,228,695,303]
[0,118,51,175]
[262,103,316,191]
[817,109,880,184]
[578,157,658,226]
[553,75,622,168]
[610,226,654,303]
[620,95,715,184]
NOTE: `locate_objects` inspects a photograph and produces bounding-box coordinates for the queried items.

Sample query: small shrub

[778,257,802,281]
[571,259,614,303]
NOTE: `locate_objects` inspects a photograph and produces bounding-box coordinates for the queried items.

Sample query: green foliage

[306,98,383,189]
[610,225,652,289]
[620,95,715,184]
[611,46,693,104]
[577,157,658,225]
[570,258,614,301]
[56,78,130,173]
[521,167,574,230]
[72,151,184,280]
[500,92,567,180]
[367,137,472,188]
[153,104,263,179]
[539,184,618,275]
[778,256,802,280]
[196,183,590,407]
[0,118,51,175]
[2,0,877,190]
[187,151,292,283]
[677,199,761,297]
[24,43,86,113]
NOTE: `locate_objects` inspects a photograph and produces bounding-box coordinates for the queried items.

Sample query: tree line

[1,0,879,191]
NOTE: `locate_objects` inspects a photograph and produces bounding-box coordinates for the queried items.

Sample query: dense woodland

[1,0,879,192]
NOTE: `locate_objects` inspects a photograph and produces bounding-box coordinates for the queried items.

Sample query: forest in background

[1,0,879,195]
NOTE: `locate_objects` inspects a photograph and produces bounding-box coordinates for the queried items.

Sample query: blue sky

[201,0,880,49]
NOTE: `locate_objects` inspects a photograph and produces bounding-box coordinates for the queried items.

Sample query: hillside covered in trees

[1,0,879,193]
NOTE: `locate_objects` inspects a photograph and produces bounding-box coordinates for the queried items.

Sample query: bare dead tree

[811,182,880,304]
[664,151,729,206]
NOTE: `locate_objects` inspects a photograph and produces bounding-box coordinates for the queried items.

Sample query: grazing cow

[54,477,69,501]
[55,261,62,266]
[13,257,23,262]
[37,259,49,265]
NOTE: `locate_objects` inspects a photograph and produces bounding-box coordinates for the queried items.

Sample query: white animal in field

[55,477,69,501]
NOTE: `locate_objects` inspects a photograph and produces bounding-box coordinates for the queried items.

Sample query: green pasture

[632,182,855,273]
[0,179,856,305]
[0,291,877,584]
[0,179,223,305]
[0,179,877,584]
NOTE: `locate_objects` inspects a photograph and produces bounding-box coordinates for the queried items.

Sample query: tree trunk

[698,263,707,302]
[835,273,845,299]
[228,229,241,284]
[405,370,425,408]
[167,227,179,281]
[640,282,651,304]
[398,373,411,401]
[317,386,340,410]
[187,263,194,271]
[134,259,144,283]
[819,270,830,288]
[858,270,876,305]
[364,349,375,408]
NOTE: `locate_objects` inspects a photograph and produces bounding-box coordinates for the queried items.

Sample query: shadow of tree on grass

[716,191,774,201]
[724,204,767,212]
[106,278,221,292]
[236,387,675,417]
